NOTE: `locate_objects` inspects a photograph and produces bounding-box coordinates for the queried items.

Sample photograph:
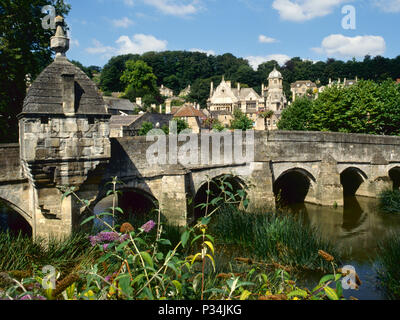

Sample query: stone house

[179,85,191,97]
[290,80,318,102]
[160,84,174,98]
[103,96,138,115]
[110,113,173,137]
[173,104,207,133]
[208,76,265,114]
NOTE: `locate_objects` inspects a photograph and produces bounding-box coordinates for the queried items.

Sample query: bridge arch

[273,168,317,205]
[0,197,32,236]
[340,167,368,197]
[389,166,400,190]
[192,174,248,223]
[92,185,159,230]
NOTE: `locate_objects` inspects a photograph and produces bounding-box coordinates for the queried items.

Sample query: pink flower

[141,220,156,233]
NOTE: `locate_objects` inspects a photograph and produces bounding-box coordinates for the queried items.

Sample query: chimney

[210,81,214,96]
[61,73,75,114]
[136,97,142,107]
[262,83,265,97]
[237,82,241,93]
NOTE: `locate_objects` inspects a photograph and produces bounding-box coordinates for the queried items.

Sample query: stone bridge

[2,18,400,239]
[2,130,400,239]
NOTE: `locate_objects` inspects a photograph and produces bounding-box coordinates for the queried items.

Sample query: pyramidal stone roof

[22,57,108,116]
[20,16,108,117]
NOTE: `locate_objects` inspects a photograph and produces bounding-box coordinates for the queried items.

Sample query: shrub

[378,190,400,214]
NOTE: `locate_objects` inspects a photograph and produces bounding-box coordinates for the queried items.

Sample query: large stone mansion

[207,67,287,130]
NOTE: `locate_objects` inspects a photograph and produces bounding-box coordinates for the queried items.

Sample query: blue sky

[63,0,400,69]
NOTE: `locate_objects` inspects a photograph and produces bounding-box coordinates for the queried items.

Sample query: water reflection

[289,196,400,262]
[288,196,400,300]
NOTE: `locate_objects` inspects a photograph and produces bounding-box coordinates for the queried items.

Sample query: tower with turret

[18,16,111,239]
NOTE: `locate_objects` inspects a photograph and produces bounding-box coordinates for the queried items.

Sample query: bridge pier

[315,155,344,207]
[247,162,276,211]
[159,174,189,227]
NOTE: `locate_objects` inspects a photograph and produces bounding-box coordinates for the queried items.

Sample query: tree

[278,98,313,131]
[100,54,139,93]
[308,80,400,135]
[138,121,154,136]
[0,0,70,142]
[120,60,160,104]
[230,110,254,130]
[161,119,190,134]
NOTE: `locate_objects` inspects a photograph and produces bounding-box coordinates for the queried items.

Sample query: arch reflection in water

[289,196,400,262]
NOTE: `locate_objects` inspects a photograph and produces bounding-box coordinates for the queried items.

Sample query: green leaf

[319,274,335,285]
[201,216,212,226]
[181,230,190,248]
[117,274,133,296]
[158,239,172,246]
[80,215,95,226]
[336,281,343,298]
[191,234,203,245]
[116,240,130,251]
[113,207,123,214]
[324,286,339,300]
[132,274,146,286]
[287,289,308,299]
[172,280,182,295]
[140,251,154,269]
[240,290,251,300]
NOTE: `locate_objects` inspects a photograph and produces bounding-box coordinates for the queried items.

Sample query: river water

[289,196,400,300]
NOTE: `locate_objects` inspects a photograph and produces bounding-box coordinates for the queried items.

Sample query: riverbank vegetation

[0,175,347,300]
[378,190,400,214]
[376,233,400,299]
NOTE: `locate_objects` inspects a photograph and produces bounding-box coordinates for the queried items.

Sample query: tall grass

[0,232,96,275]
[209,205,340,272]
[378,190,400,214]
[376,233,400,299]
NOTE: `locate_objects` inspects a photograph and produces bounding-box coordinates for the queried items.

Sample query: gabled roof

[231,87,261,100]
[174,105,207,119]
[291,80,317,88]
[110,114,144,128]
[103,96,137,112]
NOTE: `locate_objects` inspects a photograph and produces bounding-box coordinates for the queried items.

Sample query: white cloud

[112,17,134,28]
[189,48,216,56]
[86,34,168,58]
[246,54,291,70]
[116,34,168,54]
[124,0,135,5]
[373,0,400,12]
[272,0,350,22]
[86,39,115,55]
[258,35,278,43]
[143,0,201,16]
[313,34,386,58]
